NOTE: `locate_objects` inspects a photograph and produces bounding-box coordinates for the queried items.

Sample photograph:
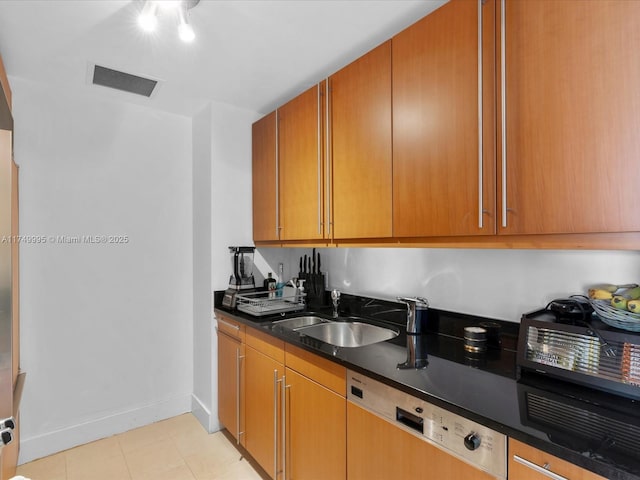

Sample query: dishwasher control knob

[464,432,481,451]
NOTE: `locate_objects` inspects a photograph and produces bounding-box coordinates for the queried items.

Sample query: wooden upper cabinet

[393,0,496,237]
[278,85,324,241]
[330,41,393,239]
[499,0,640,235]
[252,112,279,242]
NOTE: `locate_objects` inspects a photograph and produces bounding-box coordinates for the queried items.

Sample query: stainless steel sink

[298,321,398,348]
[271,316,330,330]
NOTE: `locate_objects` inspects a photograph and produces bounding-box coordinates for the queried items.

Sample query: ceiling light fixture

[138,1,158,32]
[177,3,195,43]
[138,0,199,43]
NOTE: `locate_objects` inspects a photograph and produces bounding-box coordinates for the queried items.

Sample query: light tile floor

[16,414,264,480]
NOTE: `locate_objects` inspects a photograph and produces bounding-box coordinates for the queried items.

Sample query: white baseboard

[19,393,192,465]
[191,393,211,433]
[191,393,221,433]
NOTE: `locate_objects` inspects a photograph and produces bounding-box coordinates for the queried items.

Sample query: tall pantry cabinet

[0,50,21,480]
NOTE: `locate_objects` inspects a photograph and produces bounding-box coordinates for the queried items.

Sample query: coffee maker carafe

[222,246,256,308]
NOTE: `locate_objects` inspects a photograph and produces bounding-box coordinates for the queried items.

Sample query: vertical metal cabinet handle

[513,455,569,480]
[317,84,322,235]
[325,78,332,237]
[477,0,484,229]
[273,370,282,478]
[282,375,290,480]
[235,349,244,444]
[500,0,508,228]
[275,110,281,239]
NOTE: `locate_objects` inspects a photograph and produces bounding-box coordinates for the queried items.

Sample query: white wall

[191,104,213,430]
[192,100,259,433]
[259,247,640,322]
[12,77,194,463]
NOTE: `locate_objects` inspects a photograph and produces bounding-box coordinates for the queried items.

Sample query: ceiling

[0,0,446,117]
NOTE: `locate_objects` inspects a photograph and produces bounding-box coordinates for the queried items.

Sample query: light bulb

[138,2,158,32]
[177,4,195,43]
[178,23,195,42]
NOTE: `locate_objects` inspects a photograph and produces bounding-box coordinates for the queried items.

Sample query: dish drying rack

[236,290,305,317]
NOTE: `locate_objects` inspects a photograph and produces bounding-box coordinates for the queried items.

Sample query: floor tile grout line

[116,431,135,480]
[62,451,68,480]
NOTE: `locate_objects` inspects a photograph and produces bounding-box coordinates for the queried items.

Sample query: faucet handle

[331,289,341,301]
[396,296,429,308]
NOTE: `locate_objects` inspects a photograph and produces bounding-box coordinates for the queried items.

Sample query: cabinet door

[508,438,606,480]
[393,0,496,237]
[216,330,243,445]
[245,345,283,479]
[347,402,495,480]
[330,41,392,239]
[499,0,640,234]
[253,111,279,242]
[285,368,346,480]
[11,160,18,389]
[278,85,324,241]
[0,128,14,480]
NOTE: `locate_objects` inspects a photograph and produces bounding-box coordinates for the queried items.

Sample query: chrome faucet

[331,289,341,318]
[397,297,429,334]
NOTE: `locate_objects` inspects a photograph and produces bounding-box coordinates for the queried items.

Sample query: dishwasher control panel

[347,370,507,479]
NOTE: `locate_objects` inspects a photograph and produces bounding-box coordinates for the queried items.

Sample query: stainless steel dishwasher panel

[347,369,507,479]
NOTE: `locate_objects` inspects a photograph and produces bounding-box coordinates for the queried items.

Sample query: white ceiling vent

[92,65,158,97]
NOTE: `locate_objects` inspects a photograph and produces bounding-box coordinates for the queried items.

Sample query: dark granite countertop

[214,291,640,480]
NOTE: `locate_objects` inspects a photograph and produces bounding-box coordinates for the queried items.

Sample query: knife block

[301,273,326,307]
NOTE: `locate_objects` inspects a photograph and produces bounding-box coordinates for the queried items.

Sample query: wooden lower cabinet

[245,345,283,478]
[347,402,495,480]
[244,329,285,479]
[220,323,608,480]
[216,329,244,445]
[508,439,606,480]
[284,344,347,480]
[242,328,346,480]
[284,367,346,480]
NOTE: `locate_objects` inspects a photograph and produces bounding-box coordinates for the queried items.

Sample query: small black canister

[464,326,488,353]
